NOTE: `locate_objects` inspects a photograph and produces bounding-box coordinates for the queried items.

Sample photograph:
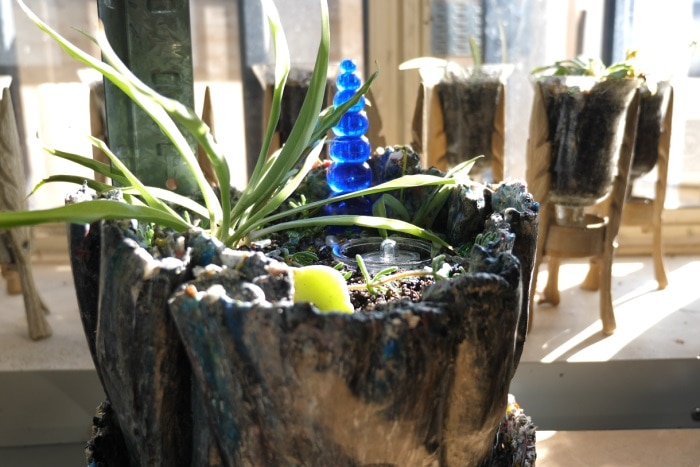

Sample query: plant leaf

[90,136,185,222]
[44,147,128,185]
[412,158,478,227]
[28,175,114,199]
[250,173,455,231]
[248,0,290,191]
[90,24,224,234]
[0,200,192,232]
[373,194,410,221]
[311,70,378,144]
[231,0,331,230]
[16,1,225,234]
[229,141,325,246]
[249,214,452,251]
[122,187,210,221]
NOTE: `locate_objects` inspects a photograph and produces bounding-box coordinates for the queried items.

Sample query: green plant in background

[531,50,644,80]
[398,31,507,80]
[0,0,456,253]
[353,254,399,296]
[347,251,452,296]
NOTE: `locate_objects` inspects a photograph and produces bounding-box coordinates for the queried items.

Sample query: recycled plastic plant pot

[253,64,334,150]
[68,181,538,467]
[432,64,512,180]
[534,76,640,225]
[629,80,672,184]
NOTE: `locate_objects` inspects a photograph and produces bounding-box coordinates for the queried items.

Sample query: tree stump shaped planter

[69,182,538,467]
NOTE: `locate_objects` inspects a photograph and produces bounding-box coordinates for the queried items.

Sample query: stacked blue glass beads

[327,59,372,197]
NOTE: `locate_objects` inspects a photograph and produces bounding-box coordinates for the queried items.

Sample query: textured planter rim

[69,183,538,467]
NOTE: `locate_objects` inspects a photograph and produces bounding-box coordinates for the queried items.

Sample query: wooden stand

[0,87,51,340]
[526,84,640,335]
[616,87,674,289]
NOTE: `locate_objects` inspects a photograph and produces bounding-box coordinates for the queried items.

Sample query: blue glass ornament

[333,89,365,113]
[332,111,369,137]
[339,58,357,74]
[325,58,373,232]
[323,197,372,217]
[329,136,371,164]
[336,59,361,90]
[327,162,373,193]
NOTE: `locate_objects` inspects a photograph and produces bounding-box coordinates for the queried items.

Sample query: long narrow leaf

[248,174,455,231]
[372,196,389,239]
[90,137,184,221]
[273,0,330,173]
[17,1,224,233]
[311,70,379,144]
[27,172,209,223]
[123,187,210,221]
[88,25,231,240]
[248,0,290,190]
[248,214,452,251]
[28,175,114,199]
[233,0,331,227]
[413,158,478,226]
[228,141,324,245]
[0,200,192,232]
[90,24,223,233]
[373,194,410,221]
[45,148,128,185]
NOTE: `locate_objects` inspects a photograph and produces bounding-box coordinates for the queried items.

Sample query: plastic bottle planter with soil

[434,64,512,181]
[536,76,640,224]
[253,65,333,148]
[630,80,672,184]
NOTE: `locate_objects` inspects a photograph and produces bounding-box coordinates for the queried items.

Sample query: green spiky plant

[0,0,457,254]
[531,50,644,80]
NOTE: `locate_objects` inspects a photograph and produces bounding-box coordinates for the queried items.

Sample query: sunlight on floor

[534,429,700,467]
[524,256,700,363]
[566,261,700,362]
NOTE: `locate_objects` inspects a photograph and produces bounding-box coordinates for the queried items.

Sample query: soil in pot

[630,80,671,182]
[537,76,639,208]
[435,77,502,175]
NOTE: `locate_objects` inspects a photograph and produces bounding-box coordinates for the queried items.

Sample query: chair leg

[539,257,561,305]
[528,253,542,333]
[581,258,601,291]
[652,211,669,290]
[599,254,617,335]
[2,265,22,295]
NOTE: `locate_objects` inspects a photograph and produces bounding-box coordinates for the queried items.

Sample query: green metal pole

[97,0,197,195]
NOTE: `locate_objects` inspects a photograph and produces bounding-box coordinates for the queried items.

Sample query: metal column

[97,0,197,195]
